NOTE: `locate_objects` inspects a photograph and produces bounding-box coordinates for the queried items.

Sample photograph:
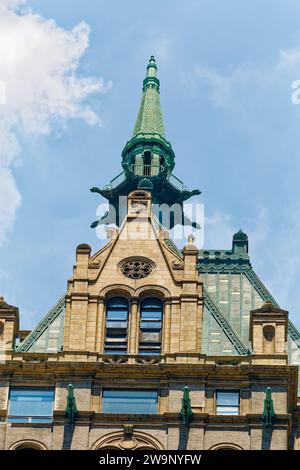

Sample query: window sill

[8,422,53,428]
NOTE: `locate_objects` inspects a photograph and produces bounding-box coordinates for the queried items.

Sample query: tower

[90,56,201,230]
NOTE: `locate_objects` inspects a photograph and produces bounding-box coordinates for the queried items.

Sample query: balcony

[131,164,163,177]
[106,168,185,193]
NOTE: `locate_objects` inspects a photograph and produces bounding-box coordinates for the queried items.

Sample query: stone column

[163,301,171,354]
[129,298,139,354]
[96,299,105,353]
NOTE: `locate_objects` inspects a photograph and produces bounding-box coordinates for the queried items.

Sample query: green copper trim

[179,386,193,425]
[17,295,65,352]
[147,55,157,70]
[65,384,78,424]
[204,287,251,356]
[262,387,275,427]
[199,247,300,349]
[164,238,184,259]
[233,229,248,241]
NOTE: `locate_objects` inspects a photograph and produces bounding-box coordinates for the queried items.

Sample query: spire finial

[144,55,158,83]
[148,55,156,64]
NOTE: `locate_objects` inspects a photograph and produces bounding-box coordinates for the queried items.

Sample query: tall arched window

[139,298,163,355]
[104,298,129,355]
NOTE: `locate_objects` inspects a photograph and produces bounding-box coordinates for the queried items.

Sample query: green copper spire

[122,56,175,178]
[133,56,165,138]
[90,57,201,230]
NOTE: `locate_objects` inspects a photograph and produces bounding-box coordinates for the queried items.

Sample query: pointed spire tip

[147,55,157,70]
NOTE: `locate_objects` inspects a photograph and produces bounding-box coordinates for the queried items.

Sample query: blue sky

[1,0,300,329]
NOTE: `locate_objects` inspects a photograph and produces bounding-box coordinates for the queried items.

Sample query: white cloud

[0,0,111,245]
[278,48,300,70]
[0,0,26,9]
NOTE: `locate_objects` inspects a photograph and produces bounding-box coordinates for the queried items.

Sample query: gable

[87,215,184,298]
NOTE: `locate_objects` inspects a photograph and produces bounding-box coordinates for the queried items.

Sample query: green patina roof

[233,229,248,241]
[17,295,65,353]
[197,233,300,364]
[133,56,165,138]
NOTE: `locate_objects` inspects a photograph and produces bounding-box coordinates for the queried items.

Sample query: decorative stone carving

[130,200,148,214]
[172,260,184,270]
[135,356,160,365]
[120,258,154,280]
[102,356,128,364]
[88,260,101,269]
[107,227,119,239]
[119,425,137,450]
[91,430,163,450]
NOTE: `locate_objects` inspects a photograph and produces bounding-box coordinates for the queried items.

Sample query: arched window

[139,298,163,355]
[15,446,40,451]
[10,440,47,450]
[104,298,129,355]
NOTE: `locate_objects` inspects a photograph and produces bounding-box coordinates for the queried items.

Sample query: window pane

[107,298,129,309]
[139,298,163,355]
[106,311,128,320]
[105,297,129,355]
[8,389,54,421]
[217,392,239,406]
[141,311,162,320]
[102,390,158,414]
[141,298,162,307]
[140,322,162,330]
[106,321,127,329]
[139,351,160,355]
[217,406,239,415]
[216,391,239,415]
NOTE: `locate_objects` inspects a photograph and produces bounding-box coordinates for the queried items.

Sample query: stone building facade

[0,57,300,451]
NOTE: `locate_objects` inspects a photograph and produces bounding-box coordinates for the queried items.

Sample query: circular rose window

[120,258,154,280]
